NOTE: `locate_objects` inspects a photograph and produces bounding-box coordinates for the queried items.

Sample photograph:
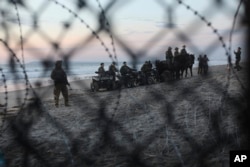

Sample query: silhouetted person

[120,61,132,76]
[173,47,180,62]
[109,61,118,81]
[173,47,181,78]
[165,47,173,65]
[148,60,153,69]
[202,54,209,74]
[180,45,187,55]
[197,55,203,74]
[140,61,147,73]
[234,47,241,71]
[98,63,106,77]
[51,60,70,107]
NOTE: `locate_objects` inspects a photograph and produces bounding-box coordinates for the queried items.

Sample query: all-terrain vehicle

[137,69,157,85]
[90,72,117,92]
[117,69,139,88]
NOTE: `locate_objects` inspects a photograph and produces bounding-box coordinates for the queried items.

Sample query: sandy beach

[0,64,249,166]
[0,78,92,109]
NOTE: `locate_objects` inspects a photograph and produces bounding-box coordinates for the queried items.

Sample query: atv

[90,72,115,92]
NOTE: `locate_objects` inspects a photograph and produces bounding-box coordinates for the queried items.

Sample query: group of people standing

[164,45,242,74]
[197,54,209,75]
[165,45,188,65]
[49,46,242,108]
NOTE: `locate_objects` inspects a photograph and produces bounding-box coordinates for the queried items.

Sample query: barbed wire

[0,38,31,109]
[95,0,118,61]
[0,68,8,134]
[0,0,249,166]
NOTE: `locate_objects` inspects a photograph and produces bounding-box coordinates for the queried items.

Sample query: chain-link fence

[0,0,249,166]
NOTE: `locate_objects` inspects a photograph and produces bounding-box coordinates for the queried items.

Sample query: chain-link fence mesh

[0,0,249,166]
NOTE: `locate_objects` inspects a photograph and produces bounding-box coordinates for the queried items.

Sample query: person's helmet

[100,63,104,66]
[112,61,116,65]
[238,47,241,50]
[123,61,127,65]
[55,60,62,67]
[183,45,186,48]
[175,47,178,50]
[168,46,172,50]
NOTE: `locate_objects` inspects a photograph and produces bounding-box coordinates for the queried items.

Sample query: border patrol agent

[51,60,70,107]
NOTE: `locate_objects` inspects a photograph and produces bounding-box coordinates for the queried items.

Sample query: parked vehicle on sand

[90,71,117,92]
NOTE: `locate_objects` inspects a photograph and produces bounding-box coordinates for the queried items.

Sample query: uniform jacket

[120,65,131,76]
[51,67,69,85]
[234,50,241,60]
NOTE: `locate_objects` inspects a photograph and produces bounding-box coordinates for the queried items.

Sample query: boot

[54,98,59,108]
[65,103,71,107]
[65,100,70,107]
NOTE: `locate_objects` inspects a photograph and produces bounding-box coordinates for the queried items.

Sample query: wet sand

[0,79,92,109]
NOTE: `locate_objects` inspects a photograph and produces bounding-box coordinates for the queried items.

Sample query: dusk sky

[0,0,246,64]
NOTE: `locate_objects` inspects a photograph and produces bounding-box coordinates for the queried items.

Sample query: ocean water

[0,61,143,92]
[0,59,228,92]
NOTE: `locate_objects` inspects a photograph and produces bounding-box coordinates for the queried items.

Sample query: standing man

[165,47,173,65]
[234,47,242,71]
[173,47,180,78]
[51,60,70,107]
[173,47,180,61]
[197,55,203,74]
[109,61,118,81]
[202,54,209,74]
[120,61,133,87]
[180,45,187,55]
